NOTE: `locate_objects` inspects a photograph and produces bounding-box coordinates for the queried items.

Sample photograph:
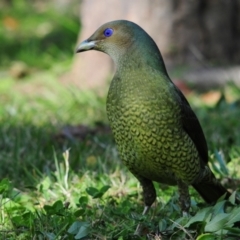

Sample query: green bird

[76,20,231,218]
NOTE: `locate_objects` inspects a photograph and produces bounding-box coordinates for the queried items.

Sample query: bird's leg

[177,179,190,216]
[134,176,156,236]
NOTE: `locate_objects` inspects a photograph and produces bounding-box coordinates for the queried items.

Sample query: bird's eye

[104,28,114,37]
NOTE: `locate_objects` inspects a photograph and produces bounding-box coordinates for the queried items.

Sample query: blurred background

[1,0,240,90]
[73,0,240,90]
[1,0,78,76]
[1,0,240,193]
[1,1,240,238]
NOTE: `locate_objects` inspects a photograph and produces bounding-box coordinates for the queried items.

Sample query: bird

[76,20,232,230]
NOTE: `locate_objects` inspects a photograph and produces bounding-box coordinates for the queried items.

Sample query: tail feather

[191,166,240,204]
[192,180,230,204]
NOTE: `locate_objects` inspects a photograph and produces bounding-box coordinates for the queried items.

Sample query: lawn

[1,1,240,240]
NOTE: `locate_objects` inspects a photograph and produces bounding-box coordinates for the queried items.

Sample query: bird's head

[76,20,163,67]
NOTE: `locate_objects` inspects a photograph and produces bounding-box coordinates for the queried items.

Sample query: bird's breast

[106,74,201,185]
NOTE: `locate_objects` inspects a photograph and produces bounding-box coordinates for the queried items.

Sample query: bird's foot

[134,223,143,236]
[182,210,189,217]
[134,205,151,236]
[142,205,150,216]
[177,179,191,213]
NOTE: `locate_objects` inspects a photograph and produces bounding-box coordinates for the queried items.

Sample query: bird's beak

[76,40,96,53]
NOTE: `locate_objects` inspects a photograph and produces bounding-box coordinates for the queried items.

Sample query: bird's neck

[108,42,173,104]
[115,44,168,77]
[109,59,174,106]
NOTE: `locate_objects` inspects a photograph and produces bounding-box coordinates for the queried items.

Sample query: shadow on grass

[0,122,117,188]
[1,94,240,188]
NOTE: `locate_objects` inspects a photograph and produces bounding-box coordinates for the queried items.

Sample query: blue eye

[104,28,114,37]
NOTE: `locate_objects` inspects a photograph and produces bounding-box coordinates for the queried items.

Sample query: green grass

[1,71,240,239]
[1,1,240,239]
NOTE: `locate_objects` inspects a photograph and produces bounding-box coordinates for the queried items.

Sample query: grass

[1,68,240,240]
[1,1,240,239]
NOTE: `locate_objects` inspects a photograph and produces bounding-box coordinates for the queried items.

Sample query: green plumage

[76,20,230,214]
[107,64,201,184]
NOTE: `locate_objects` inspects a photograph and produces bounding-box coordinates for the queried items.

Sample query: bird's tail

[192,170,232,204]
[193,180,230,204]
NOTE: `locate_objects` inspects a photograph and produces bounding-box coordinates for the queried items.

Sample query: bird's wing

[176,87,209,164]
